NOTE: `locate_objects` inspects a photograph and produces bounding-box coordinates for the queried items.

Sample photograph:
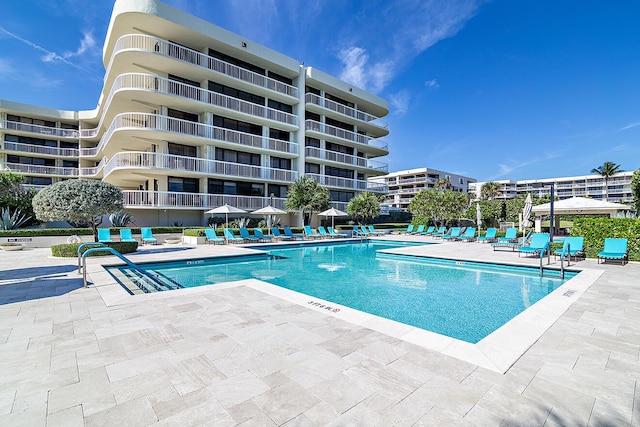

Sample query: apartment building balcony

[89,152,298,184]
[2,142,79,158]
[80,113,298,159]
[108,34,298,100]
[0,119,79,139]
[397,177,437,185]
[304,147,388,173]
[5,162,78,177]
[305,120,388,154]
[306,173,388,193]
[122,190,287,211]
[304,93,388,135]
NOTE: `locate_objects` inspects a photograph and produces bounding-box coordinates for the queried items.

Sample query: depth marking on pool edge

[562,289,576,297]
[308,301,340,313]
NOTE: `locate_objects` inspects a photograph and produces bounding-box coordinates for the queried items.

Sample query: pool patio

[1,236,638,425]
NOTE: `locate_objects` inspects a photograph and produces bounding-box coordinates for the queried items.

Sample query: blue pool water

[112,240,576,343]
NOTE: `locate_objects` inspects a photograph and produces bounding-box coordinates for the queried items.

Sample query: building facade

[0,0,389,226]
[470,172,635,203]
[372,168,476,210]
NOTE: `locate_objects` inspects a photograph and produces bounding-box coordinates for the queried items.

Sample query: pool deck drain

[1,236,638,425]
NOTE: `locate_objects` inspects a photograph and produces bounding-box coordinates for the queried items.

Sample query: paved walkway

[0,237,638,426]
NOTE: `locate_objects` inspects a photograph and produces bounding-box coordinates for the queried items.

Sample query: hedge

[51,241,139,257]
[184,227,306,237]
[0,227,185,238]
[571,218,640,261]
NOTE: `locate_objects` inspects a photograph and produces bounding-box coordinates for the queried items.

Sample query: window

[267,71,293,86]
[215,148,260,166]
[305,163,320,174]
[62,160,78,168]
[168,40,200,65]
[5,134,56,147]
[326,117,354,132]
[208,81,265,105]
[7,155,55,166]
[306,112,320,122]
[168,74,201,100]
[208,49,265,75]
[213,115,261,136]
[207,178,263,196]
[168,109,199,122]
[168,142,197,157]
[329,190,354,203]
[268,184,289,198]
[168,177,199,193]
[269,128,290,141]
[267,99,292,114]
[24,176,52,185]
[305,137,320,147]
[326,166,353,179]
[270,157,291,170]
[60,141,78,149]
[325,93,354,108]
[326,142,353,155]
[305,86,321,96]
[7,114,56,128]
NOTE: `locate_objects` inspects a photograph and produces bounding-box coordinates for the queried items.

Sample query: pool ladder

[539,242,568,279]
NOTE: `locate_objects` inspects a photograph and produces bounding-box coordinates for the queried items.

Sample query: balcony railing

[5,162,78,176]
[98,151,298,183]
[0,119,79,138]
[80,112,298,157]
[304,147,388,172]
[305,120,387,151]
[122,190,287,211]
[110,34,298,98]
[3,141,79,157]
[306,173,388,192]
[304,93,387,128]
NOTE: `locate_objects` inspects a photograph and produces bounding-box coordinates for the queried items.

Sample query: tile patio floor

[0,236,638,426]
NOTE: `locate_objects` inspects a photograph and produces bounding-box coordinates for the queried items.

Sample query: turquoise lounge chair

[398,224,414,234]
[459,227,477,242]
[368,225,384,235]
[328,227,349,238]
[442,227,462,240]
[360,225,371,236]
[499,228,518,243]
[271,228,292,240]
[598,238,628,265]
[304,225,321,239]
[431,226,447,238]
[253,228,272,242]
[98,228,113,243]
[284,227,304,240]
[317,226,333,238]
[119,228,136,243]
[493,230,531,251]
[224,229,244,243]
[352,225,367,237]
[477,228,498,243]
[410,225,425,235]
[239,227,260,242]
[205,228,225,244]
[554,237,584,262]
[140,227,157,245]
[420,226,435,235]
[518,233,550,257]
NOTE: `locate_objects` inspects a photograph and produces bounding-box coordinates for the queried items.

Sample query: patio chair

[204,228,225,244]
[284,227,304,240]
[410,225,425,235]
[518,233,550,257]
[459,227,477,242]
[98,228,113,243]
[224,229,244,244]
[368,225,385,235]
[419,226,436,235]
[351,225,366,237]
[360,225,372,236]
[553,236,584,262]
[477,228,498,243]
[119,228,136,243]
[442,227,462,241]
[597,238,628,265]
[498,228,518,243]
[140,227,157,245]
[303,225,321,239]
[239,227,260,243]
[317,226,333,238]
[492,230,532,251]
[431,226,447,238]
[398,224,414,234]
[328,227,349,238]
[271,228,292,240]
[253,228,272,242]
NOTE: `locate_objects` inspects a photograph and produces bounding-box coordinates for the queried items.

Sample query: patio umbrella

[252,205,286,235]
[476,202,482,229]
[318,207,348,229]
[521,194,533,229]
[205,204,247,231]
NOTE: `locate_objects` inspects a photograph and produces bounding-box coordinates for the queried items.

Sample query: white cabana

[531,197,630,216]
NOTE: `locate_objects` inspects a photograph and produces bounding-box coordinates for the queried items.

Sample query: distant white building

[470,171,635,203]
[371,167,476,210]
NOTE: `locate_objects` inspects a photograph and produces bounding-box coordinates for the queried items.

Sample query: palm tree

[480,181,501,200]
[591,162,623,201]
[284,176,330,225]
[434,177,451,192]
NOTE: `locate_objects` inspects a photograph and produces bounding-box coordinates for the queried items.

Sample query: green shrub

[51,241,139,257]
[571,218,640,261]
[0,226,185,238]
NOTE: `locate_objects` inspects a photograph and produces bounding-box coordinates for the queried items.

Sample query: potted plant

[0,242,26,251]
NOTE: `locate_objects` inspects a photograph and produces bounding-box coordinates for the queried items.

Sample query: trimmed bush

[571,218,640,261]
[0,226,185,238]
[51,241,139,257]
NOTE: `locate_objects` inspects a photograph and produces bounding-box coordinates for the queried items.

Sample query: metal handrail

[80,246,162,290]
[538,242,551,277]
[77,242,107,273]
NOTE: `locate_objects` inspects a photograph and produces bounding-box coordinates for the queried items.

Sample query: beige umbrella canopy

[252,205,287,235]
[205,204,247,229]
[318,207,348,229]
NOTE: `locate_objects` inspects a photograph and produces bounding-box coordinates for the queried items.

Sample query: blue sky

[1,0,639,181]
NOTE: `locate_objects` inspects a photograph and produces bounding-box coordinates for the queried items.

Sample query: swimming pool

[110,240,577,343]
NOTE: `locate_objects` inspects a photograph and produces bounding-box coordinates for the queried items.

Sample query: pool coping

[85,242,604,374]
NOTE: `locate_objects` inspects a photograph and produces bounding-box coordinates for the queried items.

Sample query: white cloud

[619,121,640,131]
[63,31,96,59]
[425,79,440,89]
[389,90,411,116]
[488,151,564,180]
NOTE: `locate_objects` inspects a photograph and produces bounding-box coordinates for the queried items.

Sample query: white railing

[122,190,287,210]
[80,112,298,158]
[79,157,108,176]
[5,162,78,176]
[306,173,388,192]
[3,142,79,157]
[397,177,437,185]
[304,147,388,172]
[304,93,387,128]
[100,151,298,183]
[109,34,298,98]
[305,120,388,151]
[0,119,79,138]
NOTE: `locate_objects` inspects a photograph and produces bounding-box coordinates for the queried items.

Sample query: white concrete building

[0,0,389,226]
[372,167,476,210]
[470,172,635,203]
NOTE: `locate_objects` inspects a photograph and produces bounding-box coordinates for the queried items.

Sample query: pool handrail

[77,242,107,273]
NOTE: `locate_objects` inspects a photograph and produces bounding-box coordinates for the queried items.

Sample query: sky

[1,0,639,181]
